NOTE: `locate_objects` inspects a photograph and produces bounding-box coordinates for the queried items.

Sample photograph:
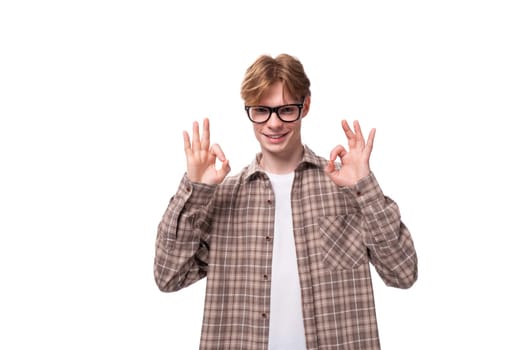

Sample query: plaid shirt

[155,145,417,350]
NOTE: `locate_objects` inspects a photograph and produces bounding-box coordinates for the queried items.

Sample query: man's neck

[260,146,304,174]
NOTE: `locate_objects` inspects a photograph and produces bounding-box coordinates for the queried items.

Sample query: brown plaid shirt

[154,145,418,349]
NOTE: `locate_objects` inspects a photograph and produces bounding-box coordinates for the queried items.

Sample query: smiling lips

[264,132,288,142]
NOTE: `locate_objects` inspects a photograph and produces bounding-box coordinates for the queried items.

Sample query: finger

[324,160,335,174]
[218,159,231,179]
[329,144,347,162]
[210,143,227,162]
[366,128,376,153]
[341,119,355,140]
[183,130,191,154]
[353,120,365,145]
[201,118,210,150]
[192,121,201,150]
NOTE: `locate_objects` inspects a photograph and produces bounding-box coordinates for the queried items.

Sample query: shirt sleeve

[154,174,216,292]
[353,172,418,289]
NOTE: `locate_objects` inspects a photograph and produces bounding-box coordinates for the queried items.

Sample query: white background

[1,1,524,349]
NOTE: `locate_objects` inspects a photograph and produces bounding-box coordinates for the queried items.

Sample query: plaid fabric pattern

[154,146,418,350]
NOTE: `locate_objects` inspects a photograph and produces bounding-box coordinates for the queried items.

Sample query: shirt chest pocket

[318,215,368,270]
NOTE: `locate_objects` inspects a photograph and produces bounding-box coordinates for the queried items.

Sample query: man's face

[251,82,309,158]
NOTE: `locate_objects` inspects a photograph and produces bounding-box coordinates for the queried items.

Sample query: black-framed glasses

[244,102,304,124]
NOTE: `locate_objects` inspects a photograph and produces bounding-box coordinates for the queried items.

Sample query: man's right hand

[183,118,230,185]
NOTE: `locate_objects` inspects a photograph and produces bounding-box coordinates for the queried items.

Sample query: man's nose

[266,111,283,127]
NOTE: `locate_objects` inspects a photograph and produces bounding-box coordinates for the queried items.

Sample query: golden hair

[240,54,311,105]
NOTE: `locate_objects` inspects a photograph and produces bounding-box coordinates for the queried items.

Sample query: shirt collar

[244,145,326,182]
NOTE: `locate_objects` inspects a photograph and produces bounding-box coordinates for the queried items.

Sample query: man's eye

[253,107,268,114]
[279,106,297,115]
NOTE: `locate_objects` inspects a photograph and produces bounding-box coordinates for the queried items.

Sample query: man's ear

[301,95,311,118]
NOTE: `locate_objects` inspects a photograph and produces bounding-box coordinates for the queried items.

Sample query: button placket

[260,178,272,324]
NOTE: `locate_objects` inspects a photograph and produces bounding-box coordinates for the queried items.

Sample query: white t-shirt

[267,172,307,350]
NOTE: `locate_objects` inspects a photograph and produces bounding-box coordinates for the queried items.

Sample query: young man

[154,54,418,349]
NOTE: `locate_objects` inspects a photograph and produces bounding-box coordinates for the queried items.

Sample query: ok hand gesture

[325,120,376,187]
[183,118,230,185]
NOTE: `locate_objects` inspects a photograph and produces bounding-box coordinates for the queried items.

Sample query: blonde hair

[240,54,311,105]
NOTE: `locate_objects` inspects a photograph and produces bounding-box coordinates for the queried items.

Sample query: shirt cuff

[178,174,216,207]
[351,172,384,208]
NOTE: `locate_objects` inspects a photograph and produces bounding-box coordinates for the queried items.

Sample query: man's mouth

[264,132,287,140]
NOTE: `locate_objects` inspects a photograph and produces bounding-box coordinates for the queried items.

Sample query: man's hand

[183,118,230,185]
[325,120,376,187]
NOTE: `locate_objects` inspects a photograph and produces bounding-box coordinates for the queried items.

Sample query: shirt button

[356,191,362,196]
[263,274,268,281]
[261,312,267,319]
[265,236,272,242]
[267,199,272,204]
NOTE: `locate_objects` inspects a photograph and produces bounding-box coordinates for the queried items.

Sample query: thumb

[324,160,337,179]
[217,159,231,180]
